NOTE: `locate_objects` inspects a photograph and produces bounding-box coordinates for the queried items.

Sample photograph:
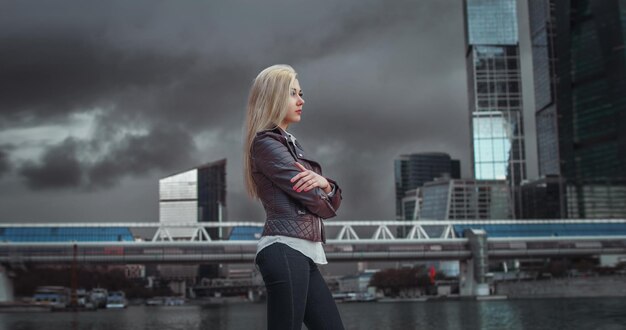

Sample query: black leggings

[255,243,345,330]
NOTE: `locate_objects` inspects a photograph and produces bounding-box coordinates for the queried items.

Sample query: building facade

[528,0,626,218]
[394,153,461,220]
[463,0,527,218]
[401,189,421,221]
[520,176,565,219]
[420,179,510,220]
[159,159,226,239]
[158,159,226,281]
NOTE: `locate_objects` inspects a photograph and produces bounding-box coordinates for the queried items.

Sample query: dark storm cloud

[18,125,197,189]
[87,124,196,188]
[0,34,199,128]
[18,138,83,189]
[0,0,486,221]
[0,146,12,178]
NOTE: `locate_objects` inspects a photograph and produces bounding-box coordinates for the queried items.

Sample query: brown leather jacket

[251,127,342,243]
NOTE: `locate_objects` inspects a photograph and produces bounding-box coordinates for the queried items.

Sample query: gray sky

[0,0,535,223]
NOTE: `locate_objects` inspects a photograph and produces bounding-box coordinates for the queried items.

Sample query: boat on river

[106,291,127,309]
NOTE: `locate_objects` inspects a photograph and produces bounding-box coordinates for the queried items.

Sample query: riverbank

[2,298,626,329]
[352,275,626,302]
[496,275,626,298]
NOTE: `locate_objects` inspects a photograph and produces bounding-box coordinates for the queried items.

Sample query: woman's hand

[291,162,332,193]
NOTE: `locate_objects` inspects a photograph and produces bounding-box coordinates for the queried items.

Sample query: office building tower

[394,153,461,219]
[158,159,227,280]
[528,0,626,218]
[159,159,227,239]
[463,0,527,218]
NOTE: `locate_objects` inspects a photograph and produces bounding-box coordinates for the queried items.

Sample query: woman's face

[281,78,305,128]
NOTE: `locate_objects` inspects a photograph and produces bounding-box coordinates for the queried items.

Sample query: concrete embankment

[496,276,626,298]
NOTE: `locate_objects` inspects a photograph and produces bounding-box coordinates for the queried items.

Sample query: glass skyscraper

[464,0,526,218]
[528,0,626,218]
[529,0,560,177]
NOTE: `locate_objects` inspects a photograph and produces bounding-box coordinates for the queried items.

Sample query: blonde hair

[243,64,297,199]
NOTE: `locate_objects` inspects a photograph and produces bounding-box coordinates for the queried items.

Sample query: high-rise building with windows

[463,0,527,218]
[528,0,626,218]
[158,159,227,281]
[159,159,227,239]
[394,153,461,220]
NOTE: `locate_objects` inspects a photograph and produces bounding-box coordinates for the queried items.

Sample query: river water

[2,298,626,330]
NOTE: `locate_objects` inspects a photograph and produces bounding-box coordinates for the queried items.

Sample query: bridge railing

[2,220,626,264]
[3,219,626,243]
[148,219,626,243]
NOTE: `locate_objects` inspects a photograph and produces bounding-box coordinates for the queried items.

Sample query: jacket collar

[256,126,295,145]
[256,126,287,140]
[256,126,321,169]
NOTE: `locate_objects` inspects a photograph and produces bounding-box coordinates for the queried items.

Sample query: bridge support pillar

[0,266,14,302]
[460,229,489,296]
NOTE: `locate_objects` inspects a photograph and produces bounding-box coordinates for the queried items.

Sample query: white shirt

[257,235,327,265]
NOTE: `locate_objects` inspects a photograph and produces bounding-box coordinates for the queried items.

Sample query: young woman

[243,64,345,330]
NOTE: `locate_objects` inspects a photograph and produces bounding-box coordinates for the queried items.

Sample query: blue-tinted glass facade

[420,179,510,220]
[536,105,560,176]
[529,0,561,178]
[453,222,626,238]
[0,227,133,242]
[466,0,518,45]
[470,46,525,186]
[529,0,555,112]
[420,183,450,220]
[465,0,527,218]
[228,226,262,240]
